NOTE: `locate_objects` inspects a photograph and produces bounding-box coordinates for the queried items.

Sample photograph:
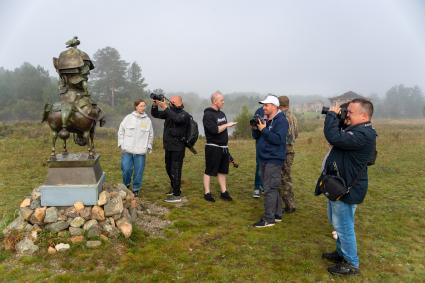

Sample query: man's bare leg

[217,173,227,193]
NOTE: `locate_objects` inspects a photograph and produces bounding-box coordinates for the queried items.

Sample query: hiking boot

[327,261,359,276]
[253,219,275,228]
[164,195,182,203]
[204,193,215,202]
[252,189,260,198]
[322,251,344,263]
[274,215,282,222]
[220,191,233,201]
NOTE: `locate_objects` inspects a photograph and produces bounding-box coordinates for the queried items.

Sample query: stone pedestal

[40,153,105,206]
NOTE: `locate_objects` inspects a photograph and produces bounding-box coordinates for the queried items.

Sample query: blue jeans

[327,200,359,268]
[121,152,146,192]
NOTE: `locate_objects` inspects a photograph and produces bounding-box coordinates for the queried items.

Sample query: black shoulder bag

[316,162,365,201]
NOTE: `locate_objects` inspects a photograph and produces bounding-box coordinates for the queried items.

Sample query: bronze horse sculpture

[42,37,105,160]
[42,101,105,160]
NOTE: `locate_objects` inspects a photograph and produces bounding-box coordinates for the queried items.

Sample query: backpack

[184,114,199,154]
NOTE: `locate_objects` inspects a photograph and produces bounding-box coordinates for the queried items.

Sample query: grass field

[0,120,424,282]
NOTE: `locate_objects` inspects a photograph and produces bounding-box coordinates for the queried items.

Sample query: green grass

[0,120,424,282]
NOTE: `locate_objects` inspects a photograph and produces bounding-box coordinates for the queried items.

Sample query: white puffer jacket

[118,111,154,154]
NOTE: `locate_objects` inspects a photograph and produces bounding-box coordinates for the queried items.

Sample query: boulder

[16,238,39,255]
[44,207,58,223]
[30,198,41,209]
[20,198,31,208]
[70,235,84,243]
[45,221,69,233]
[73,201,85,212]
[86,240,101,248]
[55,243,70,252]
[47,246,56,254]
[87,224,101,238]
[91,206,105,221]
[29,207,46,225]
[116,218,132,238]
[19,207,33,221]
[80,207,92,220]
[97,191,108,206]
[104,196,123,216]
[83,219,98,231]
[31,187,41,201]
[64,207,79,218]
[69,227,83,236]
[70,217,85,228]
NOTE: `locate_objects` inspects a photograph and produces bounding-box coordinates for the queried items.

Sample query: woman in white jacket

[118,99,154,196]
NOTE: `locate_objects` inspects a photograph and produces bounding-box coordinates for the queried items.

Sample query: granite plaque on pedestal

[40,153,105,206]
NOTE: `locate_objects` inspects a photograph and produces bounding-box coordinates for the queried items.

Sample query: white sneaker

[252,189,260,198]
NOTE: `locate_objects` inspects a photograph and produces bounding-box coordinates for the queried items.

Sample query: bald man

[152,95,190,203]
[202,91,237,202]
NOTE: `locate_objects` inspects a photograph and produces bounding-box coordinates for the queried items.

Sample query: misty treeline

[1,46,424,129]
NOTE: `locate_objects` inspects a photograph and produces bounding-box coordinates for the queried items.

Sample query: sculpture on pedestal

[42,36,105,159]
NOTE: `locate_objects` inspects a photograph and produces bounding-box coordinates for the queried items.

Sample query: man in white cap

[252,95,289,227]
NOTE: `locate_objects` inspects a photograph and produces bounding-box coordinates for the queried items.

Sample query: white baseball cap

[259,95,279,107]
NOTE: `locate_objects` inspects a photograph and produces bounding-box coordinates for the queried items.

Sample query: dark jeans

[261,162,283,222]
[165,150,185,196]
[254,153,263,190]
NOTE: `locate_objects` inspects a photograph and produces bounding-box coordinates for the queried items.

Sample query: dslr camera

[249,114,265,127]
[150,89,167,102]
[321,102,349,128]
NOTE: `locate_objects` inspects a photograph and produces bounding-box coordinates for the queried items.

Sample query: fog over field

[1,0,425,97]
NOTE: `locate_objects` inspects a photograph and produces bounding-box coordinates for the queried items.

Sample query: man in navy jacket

[319,98,377,275]
[252,95,289,228]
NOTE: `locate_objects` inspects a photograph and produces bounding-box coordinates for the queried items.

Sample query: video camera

[249,114,265,127]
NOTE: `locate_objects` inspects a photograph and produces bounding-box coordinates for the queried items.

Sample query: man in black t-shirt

[202,91,237,202]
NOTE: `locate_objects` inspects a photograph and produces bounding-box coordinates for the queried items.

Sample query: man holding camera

[319,98,377,275]
[252,95,288,227]
[151,95,190,203]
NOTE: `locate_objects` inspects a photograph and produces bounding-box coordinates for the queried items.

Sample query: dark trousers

[165,150,185,196]
[261,162,283,222]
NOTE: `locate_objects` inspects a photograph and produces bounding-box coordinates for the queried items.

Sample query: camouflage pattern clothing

[280,109,298,211]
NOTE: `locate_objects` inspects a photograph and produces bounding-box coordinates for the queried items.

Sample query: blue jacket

[322,112,377,204]
[253,111,289,166]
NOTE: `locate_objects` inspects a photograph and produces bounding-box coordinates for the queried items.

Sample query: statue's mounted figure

[42,37,105,160]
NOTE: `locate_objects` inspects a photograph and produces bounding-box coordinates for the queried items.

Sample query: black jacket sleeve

[151,105,168,119]
[324,112,368,150]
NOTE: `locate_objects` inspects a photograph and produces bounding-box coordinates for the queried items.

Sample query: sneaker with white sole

[253,219,275,228]
[274,215,282,222]
[252,189,260,198]
[164,195,182,203]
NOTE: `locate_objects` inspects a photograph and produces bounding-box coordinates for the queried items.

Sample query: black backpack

[184,114,199,154]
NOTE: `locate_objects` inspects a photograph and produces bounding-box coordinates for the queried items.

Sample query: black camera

[249,114,265,127]
[150,92,166,102]
[322,101,350,129]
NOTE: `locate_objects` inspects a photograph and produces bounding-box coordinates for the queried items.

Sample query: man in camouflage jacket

[278,96,298,213]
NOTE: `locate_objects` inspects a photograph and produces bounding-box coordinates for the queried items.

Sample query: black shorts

[204,145,229,176]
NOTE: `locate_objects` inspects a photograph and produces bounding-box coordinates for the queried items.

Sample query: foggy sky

[1,0,425,97]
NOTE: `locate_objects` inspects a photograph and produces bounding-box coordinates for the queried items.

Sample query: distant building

[329,91,367,105]
[293,100,324,113]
